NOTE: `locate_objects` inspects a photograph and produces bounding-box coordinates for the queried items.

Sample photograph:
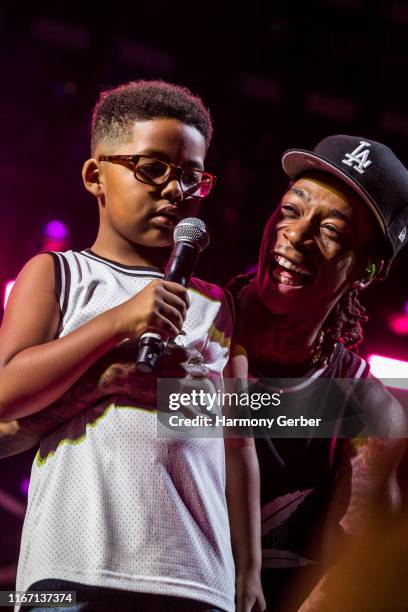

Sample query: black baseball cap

[282,135,408,257]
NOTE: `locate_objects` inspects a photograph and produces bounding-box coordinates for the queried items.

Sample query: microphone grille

[173,217,210,253]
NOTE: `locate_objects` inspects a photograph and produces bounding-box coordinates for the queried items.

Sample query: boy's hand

[113,279,190,341]
[236,570,267,612]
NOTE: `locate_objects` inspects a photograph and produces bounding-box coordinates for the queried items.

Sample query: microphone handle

[136,241,198,372]
[165,241,198,286]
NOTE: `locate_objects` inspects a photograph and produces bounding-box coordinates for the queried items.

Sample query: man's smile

[269,253,314,287]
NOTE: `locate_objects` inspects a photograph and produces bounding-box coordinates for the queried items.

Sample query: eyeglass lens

[136,157,212,197]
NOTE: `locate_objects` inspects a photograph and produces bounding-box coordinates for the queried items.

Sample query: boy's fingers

[145,314,180,340]
[161,281,190,308]
[158,303,185,333]
[161,291,188,319]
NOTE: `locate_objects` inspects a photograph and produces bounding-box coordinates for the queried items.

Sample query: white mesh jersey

[16,249,235,612]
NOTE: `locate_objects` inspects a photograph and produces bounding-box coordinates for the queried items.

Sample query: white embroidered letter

[342,141,372,174]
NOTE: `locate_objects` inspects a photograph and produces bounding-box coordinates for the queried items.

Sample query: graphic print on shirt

[261,489,315,568]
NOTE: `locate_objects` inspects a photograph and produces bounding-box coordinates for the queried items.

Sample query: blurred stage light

[389,313,408,335]
[42,219,70,251]
[20,478,30,497]
[305,91,356,122]
[0,564,18,584]
[0,488,26,518]
[31,18,90,50]
[368,354,408,387]
[380,111,408,137]
[240,74,282,103]
[3,280,15,310]
[118,40,174,72]
[388,2,408,24]
[44,220,68,240]
[53,81,78,103]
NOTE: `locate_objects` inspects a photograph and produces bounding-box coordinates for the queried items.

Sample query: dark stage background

[0,0,407,589]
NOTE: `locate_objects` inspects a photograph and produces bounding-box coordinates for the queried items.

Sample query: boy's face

[89,118,207,249]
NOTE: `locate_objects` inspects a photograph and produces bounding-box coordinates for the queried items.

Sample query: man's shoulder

[224,272,255,300]
[351,372,407,438]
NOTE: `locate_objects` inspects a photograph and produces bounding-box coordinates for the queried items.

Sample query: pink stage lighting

[3,280,15,310]
[368,354,408,389]
[389,313,408,335]
[42,219,70,251]
[21,477,30,497]
[44,220,68,240]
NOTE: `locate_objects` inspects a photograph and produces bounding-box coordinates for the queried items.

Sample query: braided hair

[323,287,368,349]
[323,258,391,349]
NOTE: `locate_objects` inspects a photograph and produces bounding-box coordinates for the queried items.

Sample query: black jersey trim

[43,251,64,338]
[58,253,71,318]
[44,251,62,302]
[82,249,165,276]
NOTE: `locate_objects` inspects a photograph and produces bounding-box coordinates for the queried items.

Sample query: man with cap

[227,135,407,611]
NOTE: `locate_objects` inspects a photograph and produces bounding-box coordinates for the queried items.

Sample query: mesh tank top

[16,249,235,612]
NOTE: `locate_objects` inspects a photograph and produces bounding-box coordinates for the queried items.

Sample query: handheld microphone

[136,217,210,372]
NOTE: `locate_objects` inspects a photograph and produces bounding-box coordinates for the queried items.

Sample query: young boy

[0,81,264,612]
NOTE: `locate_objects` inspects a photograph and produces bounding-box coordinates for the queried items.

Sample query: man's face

[94,118,206,248]
[256,172,379,316]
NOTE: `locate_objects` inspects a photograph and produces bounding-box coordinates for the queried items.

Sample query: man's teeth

[275,255,312,276]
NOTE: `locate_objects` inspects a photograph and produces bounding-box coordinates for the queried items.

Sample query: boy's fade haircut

[91,80,213,155]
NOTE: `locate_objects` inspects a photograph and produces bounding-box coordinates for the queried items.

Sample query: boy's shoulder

[189,277,234,335]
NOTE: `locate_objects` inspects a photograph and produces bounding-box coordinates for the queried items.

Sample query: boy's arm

[224,350,266,612]
[225,438,265,612]
[0,253,188,424]
[0,253,125,422]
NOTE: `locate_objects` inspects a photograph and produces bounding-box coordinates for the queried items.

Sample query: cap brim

[281,149,386,236]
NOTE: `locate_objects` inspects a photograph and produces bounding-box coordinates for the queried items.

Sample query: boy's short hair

[91,80,213,154]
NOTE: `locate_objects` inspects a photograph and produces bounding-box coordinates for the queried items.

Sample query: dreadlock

[323,259,392,349]
[323,287,368,349]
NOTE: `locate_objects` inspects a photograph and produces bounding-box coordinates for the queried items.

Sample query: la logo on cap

[342,141,372,175]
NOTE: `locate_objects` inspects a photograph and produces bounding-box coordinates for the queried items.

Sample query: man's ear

[82,158,104,198]
[353,256,385,290]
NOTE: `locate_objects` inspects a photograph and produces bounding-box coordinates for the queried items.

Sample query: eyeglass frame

[98,154,217,199]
